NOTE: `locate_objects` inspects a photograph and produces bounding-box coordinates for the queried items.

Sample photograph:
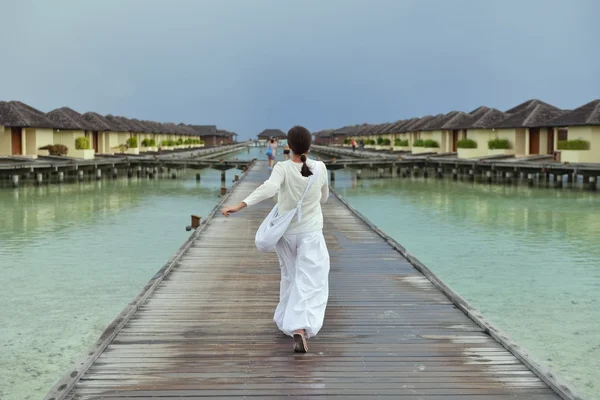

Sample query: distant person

[359,139,364,151]
[351,138,357,152]
[280,137,291,160]
[266,138,277,170]
[221,126,330,353]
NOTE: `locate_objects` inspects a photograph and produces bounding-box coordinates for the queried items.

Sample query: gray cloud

[1,0,598,139]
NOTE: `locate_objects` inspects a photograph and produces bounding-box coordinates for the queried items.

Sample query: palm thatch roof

[406,115,435,132]
[0,101,58,128]
[257,129,286,139]
[46,107,95,130]
[114,116,147,133]
[491,103,564,129]
[190,125,219,137]
[418,112,460,131]
[105,115,133,132]
[543,99,600,127]
[180,124,200,136]
[80,112,114,131]
[468,108,509,129]
[504,99,557,114]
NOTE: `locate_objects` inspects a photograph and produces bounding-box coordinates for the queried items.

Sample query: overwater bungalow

[490,99,565,157]
[0,101,58,157]
[415,111,460,153]
[389,119,416,150]
[80,112,119,154]
[46,107,97,159]
[542,99,600,163]
[257,129,287,145]
[191,125,220,146]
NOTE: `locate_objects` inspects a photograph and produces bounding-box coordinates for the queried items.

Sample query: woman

[266,139,277,169]
[280,137,291,161]
[221,126,330,353]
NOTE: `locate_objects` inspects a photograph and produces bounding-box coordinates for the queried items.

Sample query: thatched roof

[190,125,218,136]
[114,116,147,133]
[469,108,509,129]
[492,103,564,129]
[80,112,114,131]
[442,106,509,129]
[257,129,286,139]
[0,101,58,128]
[331,126,357,136]
[391,118,418,133]
[46,107,94,130]
[141,120,162,134]
[504,99,557,114]
[354,124,374,135]
[543,99,600,127]
[105,114,133,132]
[180,124,200,136]
[406,115,435,132]
[419,112,460,131]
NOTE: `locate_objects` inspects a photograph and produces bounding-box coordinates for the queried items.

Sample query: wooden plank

[46,160,573,400]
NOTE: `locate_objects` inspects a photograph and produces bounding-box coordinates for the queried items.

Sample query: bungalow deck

[45,161,575,400]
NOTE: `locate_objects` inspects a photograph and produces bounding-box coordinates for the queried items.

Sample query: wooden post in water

[452,169,458,181]
[36,173,43,186]
[527,173,534,187]
[588,176,597,191]
[221,171,226,182]
[468,169,474,182]
[436,167,443,179]
[186,215,202,231]
[112,168,118,179]
[220,186,227,196]
[330,170,335,181]
[127,168,133,178]
[486,170,492,184]
[171,171,177,179]
[78,170,84,182]
[196,173,201,181]
[356,169,362,180]
[11,175,19,188]
[58,171,64,183]
[96,169,102,180]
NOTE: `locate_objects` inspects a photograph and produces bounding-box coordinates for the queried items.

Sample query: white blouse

[242,158,329,234]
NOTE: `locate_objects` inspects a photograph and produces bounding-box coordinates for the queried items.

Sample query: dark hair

[270,139,275,143]
[288,125,313,177]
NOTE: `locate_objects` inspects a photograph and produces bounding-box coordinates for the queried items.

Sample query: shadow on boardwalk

[46,161,573,400]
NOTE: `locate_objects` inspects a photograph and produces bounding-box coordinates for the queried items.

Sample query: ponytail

[300,154,313,177]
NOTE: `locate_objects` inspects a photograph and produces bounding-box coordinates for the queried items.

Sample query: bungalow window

[558,128,568,141]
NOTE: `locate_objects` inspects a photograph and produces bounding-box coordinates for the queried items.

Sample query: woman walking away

[280,137,291,161]
[221,126,330,353]
[266,138,277,170]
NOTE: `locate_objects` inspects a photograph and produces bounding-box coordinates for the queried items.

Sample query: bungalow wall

[558,126,600,163]
[419,130,447,153]
[0,126,11,155]
[24,128,53,156]
[53,130,86,151]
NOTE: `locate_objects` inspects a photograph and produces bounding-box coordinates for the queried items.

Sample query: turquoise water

[0,147,597,399]
[332,172,600,399]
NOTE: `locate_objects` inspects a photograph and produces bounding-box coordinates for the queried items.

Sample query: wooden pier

[45,161,578,400]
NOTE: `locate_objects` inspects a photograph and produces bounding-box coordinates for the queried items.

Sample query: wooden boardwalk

[47,161,571,400]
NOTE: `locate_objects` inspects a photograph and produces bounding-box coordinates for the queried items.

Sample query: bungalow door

[547,128,554,154]
[452,130,459,152]
[11,128,23,155]
[92,131,99,153]
[529,128,540,155]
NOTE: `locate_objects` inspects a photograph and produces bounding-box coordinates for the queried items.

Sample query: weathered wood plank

[46,161,573,400]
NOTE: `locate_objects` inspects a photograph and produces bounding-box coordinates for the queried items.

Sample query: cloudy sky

[1,0,598,138]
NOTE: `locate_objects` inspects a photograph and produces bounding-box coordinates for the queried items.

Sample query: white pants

[274,231,330,339]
